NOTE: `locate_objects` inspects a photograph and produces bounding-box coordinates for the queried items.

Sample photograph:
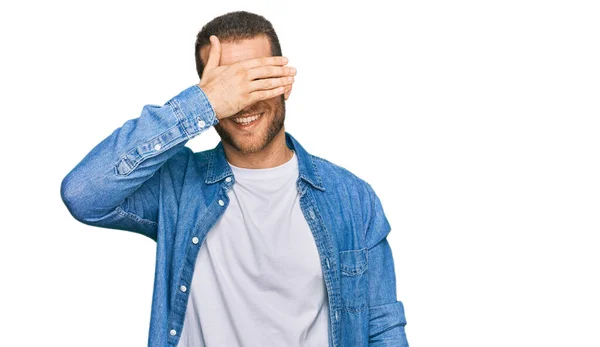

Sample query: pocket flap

[339,248,368,276]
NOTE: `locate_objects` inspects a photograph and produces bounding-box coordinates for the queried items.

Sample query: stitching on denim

[194,84,217,126]
[341,303,368,313]
[168,99,191,139]
[205,150,215,183]
[301,188,338,315]
[369,300,403,309]
[115,206,157,226]
[339,248,368,275]
[169,196,224,341]
[364,183,376,248]
[309,155,324,188]
[113,123,185,177]
[339,248,369,311]
[113,155,133,176]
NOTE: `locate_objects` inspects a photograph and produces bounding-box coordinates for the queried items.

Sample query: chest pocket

[339,248,368,312]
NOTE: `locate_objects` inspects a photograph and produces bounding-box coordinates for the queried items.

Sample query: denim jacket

[60,85,408,347]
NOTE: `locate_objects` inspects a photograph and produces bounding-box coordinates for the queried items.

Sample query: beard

[214,95,286,154]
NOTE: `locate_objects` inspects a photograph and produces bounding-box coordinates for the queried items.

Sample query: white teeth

[233,113,262,124]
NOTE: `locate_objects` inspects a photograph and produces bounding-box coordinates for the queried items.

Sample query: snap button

[192,237,199,244]
[154,144,162,151]
[225,177,232,183]
[180,285,187,292]
[198,119,206,128]
[218,199,225,206]
[170,329,177,336]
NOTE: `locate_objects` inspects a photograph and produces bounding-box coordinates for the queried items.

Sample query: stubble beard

[214,95,286,154]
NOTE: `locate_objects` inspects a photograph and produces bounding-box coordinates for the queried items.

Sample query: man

[60,10,408,347]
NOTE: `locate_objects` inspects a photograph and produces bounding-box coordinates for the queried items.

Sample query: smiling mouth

[231,112,264,126]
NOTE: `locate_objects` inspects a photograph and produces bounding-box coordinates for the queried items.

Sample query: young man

[60,10,408,347]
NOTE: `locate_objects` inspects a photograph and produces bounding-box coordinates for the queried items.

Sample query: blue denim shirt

[60,85,408,347]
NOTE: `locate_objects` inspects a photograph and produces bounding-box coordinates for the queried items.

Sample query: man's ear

[284,84,293,100]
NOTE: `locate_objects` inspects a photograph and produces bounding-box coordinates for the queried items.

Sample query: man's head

[195,11,291,154]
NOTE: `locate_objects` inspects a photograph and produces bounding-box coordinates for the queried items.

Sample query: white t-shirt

[178,150,330,347]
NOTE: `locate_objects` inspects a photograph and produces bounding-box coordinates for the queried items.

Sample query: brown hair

[194,11,283,79]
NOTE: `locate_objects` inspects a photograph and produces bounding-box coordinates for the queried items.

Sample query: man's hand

[198,35,297,120]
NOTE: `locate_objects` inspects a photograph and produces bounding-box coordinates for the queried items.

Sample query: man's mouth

[231,112,264,126]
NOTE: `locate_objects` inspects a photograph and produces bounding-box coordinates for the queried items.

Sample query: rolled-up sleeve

[364,183,409,346]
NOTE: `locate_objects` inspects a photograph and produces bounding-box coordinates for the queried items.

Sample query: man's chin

[216,105,285,155]
[220,132,265,154]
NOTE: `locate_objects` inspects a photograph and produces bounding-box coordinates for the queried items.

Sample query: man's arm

[60,36,295,241]
[364,183,409,346]
[60,85,217,241]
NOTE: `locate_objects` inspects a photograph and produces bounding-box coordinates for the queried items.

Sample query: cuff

[167,84,218,139]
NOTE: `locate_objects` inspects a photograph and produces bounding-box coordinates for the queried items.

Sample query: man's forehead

[200,35,272,66]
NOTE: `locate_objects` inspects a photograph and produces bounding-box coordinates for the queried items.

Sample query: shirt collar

[204,131,325,192]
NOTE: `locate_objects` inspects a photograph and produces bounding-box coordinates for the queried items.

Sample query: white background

[1,0,598,346]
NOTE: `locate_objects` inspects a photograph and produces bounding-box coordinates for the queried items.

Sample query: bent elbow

[60,171,92,223]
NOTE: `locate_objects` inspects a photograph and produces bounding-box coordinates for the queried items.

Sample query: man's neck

[223,130,294,169]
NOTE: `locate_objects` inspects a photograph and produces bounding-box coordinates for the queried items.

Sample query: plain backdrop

[1,0,598,346]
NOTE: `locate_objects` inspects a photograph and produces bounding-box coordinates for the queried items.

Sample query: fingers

[241,55,289,70]
[231,55,296,106]
[205,35,221,70]
[247,65,296,81]
[247,74,295,103]
[248,86,287,104]
[249,75,294,92]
